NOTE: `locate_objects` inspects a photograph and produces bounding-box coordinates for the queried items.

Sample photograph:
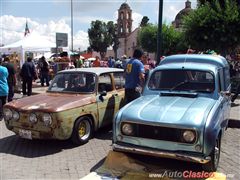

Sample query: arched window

[121,12,124,19]
[126,13,129,19]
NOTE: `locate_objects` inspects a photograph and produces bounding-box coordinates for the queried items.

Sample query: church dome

[120,3,130,9]
[175,7,193,21]
[174,0,193,28]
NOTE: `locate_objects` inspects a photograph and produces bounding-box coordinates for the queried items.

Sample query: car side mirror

[99,91,107,102]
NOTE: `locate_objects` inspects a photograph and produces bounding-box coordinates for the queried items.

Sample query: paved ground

[0,92,239,179]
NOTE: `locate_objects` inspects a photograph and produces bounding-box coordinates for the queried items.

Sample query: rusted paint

[5,93,97,112]
[3,68,125,141]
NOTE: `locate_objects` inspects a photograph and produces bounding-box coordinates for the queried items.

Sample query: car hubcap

[78,120,90,140]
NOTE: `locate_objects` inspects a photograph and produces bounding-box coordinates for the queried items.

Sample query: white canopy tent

[0,31,56,66]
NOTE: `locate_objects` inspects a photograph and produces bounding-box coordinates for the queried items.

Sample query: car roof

[58,67,124,75]
[159,54,229,68]
[157,63,218,73]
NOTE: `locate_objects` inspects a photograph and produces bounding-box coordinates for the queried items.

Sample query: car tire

[71,116,93,145]
[202,136,221,172]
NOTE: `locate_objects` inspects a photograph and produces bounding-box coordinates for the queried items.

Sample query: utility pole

[156,0,163,65]
[71,0,73,52]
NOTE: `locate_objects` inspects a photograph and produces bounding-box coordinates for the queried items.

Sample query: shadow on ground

[94,125,112,140]
[0,135,77,158]
[228,119,240,128]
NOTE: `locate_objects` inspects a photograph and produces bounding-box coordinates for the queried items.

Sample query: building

[172,0,193,30]
[111,1,193,59]
[116,2,139,58]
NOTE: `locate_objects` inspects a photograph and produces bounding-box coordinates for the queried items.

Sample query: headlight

[3,108,12,121]
[12,110,20,121]
[183,130,195,143]
[29,113,38,123]
[42,113,52,126]
[122,123,134,136]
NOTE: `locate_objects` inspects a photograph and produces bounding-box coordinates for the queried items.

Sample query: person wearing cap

[0,60,8,120]
[124,49,145,103]
[2,57,16,102]
[121,55,128,70]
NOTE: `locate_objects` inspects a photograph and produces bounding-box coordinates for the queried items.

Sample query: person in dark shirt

[20,57,36,96]
[38,56,49,86]
[230,63,240,103]
[2,57,16,102]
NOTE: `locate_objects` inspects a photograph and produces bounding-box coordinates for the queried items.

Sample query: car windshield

[148,69,215,93]
[48,72,96,93]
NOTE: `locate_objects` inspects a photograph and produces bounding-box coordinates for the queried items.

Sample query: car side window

[113,72,125,90]
[98,74,113,92]
[218,72,222,92]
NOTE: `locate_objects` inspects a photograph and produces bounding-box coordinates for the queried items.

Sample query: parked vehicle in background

[113,54,231,171]
[3,68,125,145]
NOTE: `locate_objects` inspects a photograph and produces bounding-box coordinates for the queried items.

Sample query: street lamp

[156,0,163,65]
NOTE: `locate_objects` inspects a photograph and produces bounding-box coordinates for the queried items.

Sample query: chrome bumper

[113,143,210,164]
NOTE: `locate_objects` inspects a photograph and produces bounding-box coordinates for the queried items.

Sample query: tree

[198,0,240,8]
[88,20,116,59]
[140,16,150,27]
[137,24,187,55]
[184,0,240,54]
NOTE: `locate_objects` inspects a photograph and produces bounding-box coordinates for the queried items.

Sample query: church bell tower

[117,2,133,38]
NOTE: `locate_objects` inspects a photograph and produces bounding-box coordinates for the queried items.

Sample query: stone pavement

[0,88,240,179]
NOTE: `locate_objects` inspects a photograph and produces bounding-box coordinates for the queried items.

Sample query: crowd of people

[1,49,240,120]
[229,60,240,103]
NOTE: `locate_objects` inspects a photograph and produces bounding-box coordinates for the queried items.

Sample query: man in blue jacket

[0,60,9,120]
[20,57,36,96]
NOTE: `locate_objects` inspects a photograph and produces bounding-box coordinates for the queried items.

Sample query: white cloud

[132,12,143,30]
[0,15,89,50]
[72,30,89,51]
[154,1,197,24]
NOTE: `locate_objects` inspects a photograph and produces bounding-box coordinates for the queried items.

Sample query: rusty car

[3,67,125,145]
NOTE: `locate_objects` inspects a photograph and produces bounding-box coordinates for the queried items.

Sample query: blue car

[113,54,231,171]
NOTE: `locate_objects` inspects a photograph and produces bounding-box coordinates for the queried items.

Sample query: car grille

[121,122,196,144]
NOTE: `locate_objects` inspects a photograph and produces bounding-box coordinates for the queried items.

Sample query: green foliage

[138,24,157,53]
[137,24,187,55]
[88,20,116,58]
[184,0,240,54]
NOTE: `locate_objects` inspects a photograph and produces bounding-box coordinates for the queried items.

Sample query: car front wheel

[202,136,221,172]
[71,116,93,145]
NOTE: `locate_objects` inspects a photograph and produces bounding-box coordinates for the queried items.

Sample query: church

[116,2,139,58]
[114,1,193,59]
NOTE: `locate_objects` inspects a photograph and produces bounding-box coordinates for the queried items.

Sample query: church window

[121,12,124,19]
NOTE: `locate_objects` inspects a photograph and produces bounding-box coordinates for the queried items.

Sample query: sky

[0,0,197,51]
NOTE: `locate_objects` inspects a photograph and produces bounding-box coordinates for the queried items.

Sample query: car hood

[121,95,216,127]
[5,93,96,112]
